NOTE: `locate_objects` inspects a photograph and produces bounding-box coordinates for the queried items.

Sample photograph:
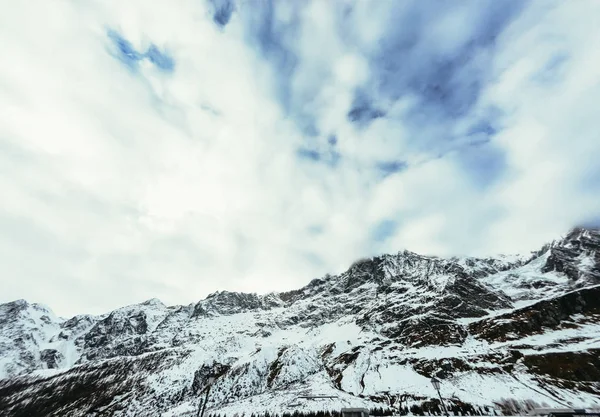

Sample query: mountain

[0,227,599,417]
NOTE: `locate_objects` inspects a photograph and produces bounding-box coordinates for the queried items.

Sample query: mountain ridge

[0,227,599,416]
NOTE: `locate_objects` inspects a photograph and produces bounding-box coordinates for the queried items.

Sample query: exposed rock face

[79,311,149,361]
[40,349,63,369]
[522,349,600,395]
[0,228,599,416]
[192,291,284,317]
[0,349,184,417]
[470,286,600,342]
[542,227,600,283]
[0,300,60,378]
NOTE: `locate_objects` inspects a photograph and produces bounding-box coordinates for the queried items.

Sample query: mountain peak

[192,290,284,317]
[541,226,600,282]
[141,298,165,307]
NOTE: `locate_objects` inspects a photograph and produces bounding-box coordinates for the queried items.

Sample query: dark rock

[522,349,600,395]
[470,286,600,342]
[77,311,149,361]
[542,228,600,282]
[40,349,63,369]
[192,291,282,317]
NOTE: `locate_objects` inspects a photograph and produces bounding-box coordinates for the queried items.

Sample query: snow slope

[0,227,599,416]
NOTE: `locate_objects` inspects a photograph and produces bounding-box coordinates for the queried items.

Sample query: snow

[493,321,600,355]
[578,253,596,272]
[0,301,63,379]
[1,232,600,415]
[479,252,571,302]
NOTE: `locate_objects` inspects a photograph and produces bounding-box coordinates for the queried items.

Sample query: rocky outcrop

[542,227,600,283]
[470,285,600,342]
[0,301,60,378]
[192,291,284,317]
[77,311,150,361]
[0,349,188,417]
[40,349,63,369]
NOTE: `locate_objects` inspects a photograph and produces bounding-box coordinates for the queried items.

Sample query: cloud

[479,1,600,252]
[0,0,599,316]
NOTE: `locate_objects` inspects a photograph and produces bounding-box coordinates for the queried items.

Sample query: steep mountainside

[1,228,599,417]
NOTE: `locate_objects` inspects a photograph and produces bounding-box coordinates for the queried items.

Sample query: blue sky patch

[244,1,299,114]
[296,146,340,168]
[579,216,600,229]
[107,30,175,73]
[347,90,386,127]
[467,119,498,137]
[456,140,507,189]
[145,45,175,72]
[534,52,569,85]
[210,0,235,27]
[371,219,398,242]
[376,160,408,178]
[296,148,322,162]
[107,30,142,69]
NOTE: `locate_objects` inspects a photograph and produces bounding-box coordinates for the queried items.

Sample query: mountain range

[0,227,599,416]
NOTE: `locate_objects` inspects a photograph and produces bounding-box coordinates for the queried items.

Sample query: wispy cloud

[0,0,599,315]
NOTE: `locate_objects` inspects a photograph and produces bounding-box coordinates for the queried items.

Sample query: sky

[1,0,600,316]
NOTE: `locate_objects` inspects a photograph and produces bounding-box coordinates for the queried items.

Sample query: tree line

[206,403,496,417]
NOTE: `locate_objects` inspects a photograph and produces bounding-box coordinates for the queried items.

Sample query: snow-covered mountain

[1,227,599,417]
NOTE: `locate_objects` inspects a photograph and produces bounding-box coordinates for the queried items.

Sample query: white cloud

[480,0,600,252]
[0,0,599,316]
